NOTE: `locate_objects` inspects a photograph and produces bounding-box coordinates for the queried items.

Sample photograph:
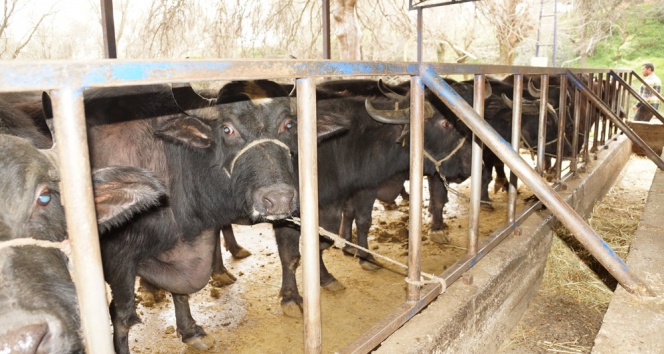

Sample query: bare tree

[333,0,362,60]
[476,0,535,65]
[0,0,53,58]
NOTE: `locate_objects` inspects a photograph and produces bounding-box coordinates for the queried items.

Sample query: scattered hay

[502,155,657,353]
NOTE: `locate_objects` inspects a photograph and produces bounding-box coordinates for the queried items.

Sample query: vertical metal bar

[592,73,602,152]
[508,75,523,223]
[627,71,633,120]
[582,74,593,163]
[553,0,558,66]
[536,74,549,175]
[601,74,610,145]
[555,74,567,182]
[416,9,423,63]
[620,72,629,119]
[570,86,581,173]
[296,77,321,354]
[50,87,114,354]
[407,76,425,302]
[421,68,654,296]
[100,0,117,59]
[322,0,331,60]
[468,74,485,255]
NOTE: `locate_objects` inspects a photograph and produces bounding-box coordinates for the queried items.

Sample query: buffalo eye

[37,189,52,206]
[222,125,235,136]
[280,119,295,133]
[439,119,453,129]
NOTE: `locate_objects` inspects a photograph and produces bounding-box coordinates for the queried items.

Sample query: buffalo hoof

[184,334,215,351]
[281,301,303,318]
[429,230,451,244]
[342,244,359,257]
[231,246,252,259]
[210,271,237,288]
[494,177,508,193]
[359,259,382,271]
[480,203,495,212]
[322,280,346,292]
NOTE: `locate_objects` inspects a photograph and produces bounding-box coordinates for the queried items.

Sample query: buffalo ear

[314,111,351,143]
[92,166,167,233]
[155,115,213,149]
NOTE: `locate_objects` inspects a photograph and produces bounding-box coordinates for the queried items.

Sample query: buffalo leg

[348,189,381,270]
[427,175,451,244]
[222,223,252,259]
[480,156,496,211]
[493,162,508,194]
[108,270,142,354]
[319,209,345,289]
[274,224,303,317]
[340,198,359,257]
[210,226,237,287]
[172,293,214,350]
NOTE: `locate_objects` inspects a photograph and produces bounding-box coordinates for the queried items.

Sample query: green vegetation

[585,2,664,73]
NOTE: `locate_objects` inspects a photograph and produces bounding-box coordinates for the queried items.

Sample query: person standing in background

[632,62,662,122]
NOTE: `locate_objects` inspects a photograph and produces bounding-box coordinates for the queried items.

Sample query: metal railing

[0,60,648,354]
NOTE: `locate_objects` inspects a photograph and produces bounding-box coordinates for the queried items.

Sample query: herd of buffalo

[0,73,601,353]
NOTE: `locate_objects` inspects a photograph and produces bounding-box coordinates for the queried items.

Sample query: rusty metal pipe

[407,76,425,302]
[296,77,322,353]
[421,67,654,296]
[554,74,567,182]
[50,87,114,354]
[508,75,523,223]
[571,86,581,173]
[567,72,664,170]
[468,74,485,255]
[536,74,549,175]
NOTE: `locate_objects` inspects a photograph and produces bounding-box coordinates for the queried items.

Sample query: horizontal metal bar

[0,60,630,92]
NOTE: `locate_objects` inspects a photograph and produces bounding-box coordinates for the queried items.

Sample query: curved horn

[484,78,492,99]
[171,83,216,112]
[377,79,406,101]
[365,99,410,124]
[501,93,513,109]
[527,77,541,98]
[365,99,435,124]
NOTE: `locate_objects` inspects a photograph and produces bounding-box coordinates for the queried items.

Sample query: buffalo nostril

[0,322,49,353]
[262,190,295,213]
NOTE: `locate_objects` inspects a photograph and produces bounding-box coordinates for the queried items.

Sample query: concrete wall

[375,135,633,354]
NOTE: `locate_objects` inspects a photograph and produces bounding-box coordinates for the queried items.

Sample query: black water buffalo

[0,96,51,149]
[0,134,166,354]
[44,80,349,353]
[274,83,473,316]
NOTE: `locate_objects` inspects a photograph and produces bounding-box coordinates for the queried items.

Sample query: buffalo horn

[171,83,216,111]
[501,93,540,115]
[365,99,435,124]
[377,79,406,101]
[527,77,541,98]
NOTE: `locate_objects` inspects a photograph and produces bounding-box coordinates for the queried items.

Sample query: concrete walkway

[592,156,664,353]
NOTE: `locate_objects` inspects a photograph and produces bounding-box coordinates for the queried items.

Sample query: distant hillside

[586,2,664,73]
